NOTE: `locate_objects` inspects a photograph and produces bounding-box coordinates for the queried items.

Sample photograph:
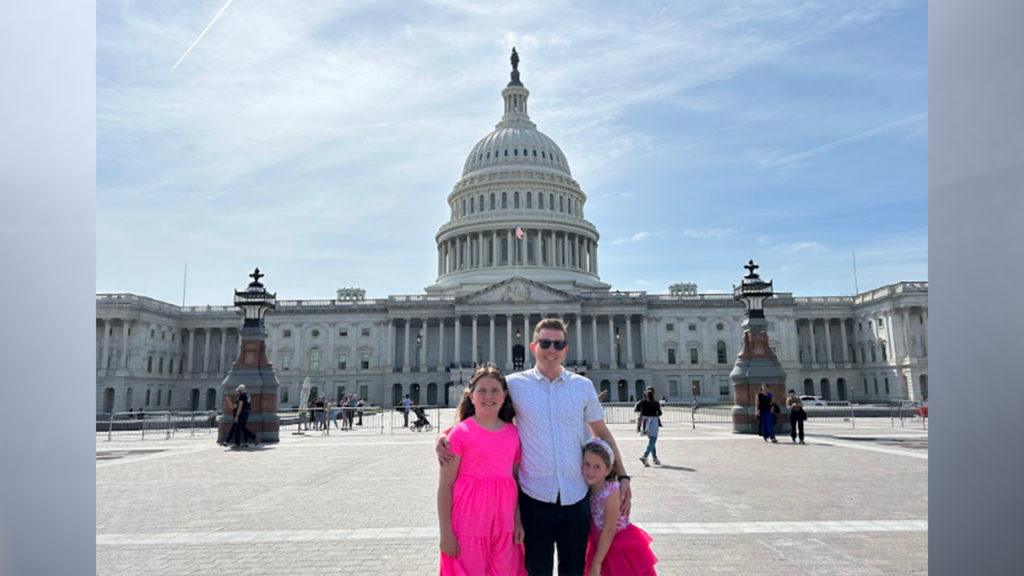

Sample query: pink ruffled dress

[440,418,526,576]
[584,480,658,576]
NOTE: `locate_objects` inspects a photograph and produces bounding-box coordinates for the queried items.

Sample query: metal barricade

[803,401,856,428]
[97,411,174,441]
[890,400,928,430]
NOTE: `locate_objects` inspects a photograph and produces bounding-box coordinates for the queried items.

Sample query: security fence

[280,406,387,436]
[890,400,928,430]
[96,411,218,441]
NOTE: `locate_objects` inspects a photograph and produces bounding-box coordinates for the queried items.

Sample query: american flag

[515,225,524,240]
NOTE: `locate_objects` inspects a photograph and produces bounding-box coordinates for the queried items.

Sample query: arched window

[490,193,496,210]
[870,344,877,363]
[461,199,466,216]
[532,149,537,157]
[526,192,532,208]
[541,151,546,159]
[716,341,728,364]
[309,348,320,371]
[549,194,555,211]
[487,151,491,159]
[559,196,564,212]
[479,194,484,211]
[514,192,520,208]
[568,199,573,214]
[539,194,544,209]
[523,149,528,156]
[470,197,475,213]
[504,149,508,157]
[514,148,518,156]
[502,193,508,209]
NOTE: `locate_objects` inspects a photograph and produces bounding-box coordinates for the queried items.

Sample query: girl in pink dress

[438,364,526,576]
[582,438,659,576]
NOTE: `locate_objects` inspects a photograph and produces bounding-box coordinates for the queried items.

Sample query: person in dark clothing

[786,389,806,444]
[637,387,663,466]
[233,384,259,448]
[755,384,777,443]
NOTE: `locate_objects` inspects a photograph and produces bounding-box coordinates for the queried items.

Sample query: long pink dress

[584,480,659,576]
[440,418,526,576]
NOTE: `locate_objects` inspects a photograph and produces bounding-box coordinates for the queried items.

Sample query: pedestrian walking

[755,384,777,443]
[232,384,259,448]
[786,389,806,444]
[637,388,663,467]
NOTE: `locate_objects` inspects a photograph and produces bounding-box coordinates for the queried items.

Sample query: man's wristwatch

[618,475,631,481]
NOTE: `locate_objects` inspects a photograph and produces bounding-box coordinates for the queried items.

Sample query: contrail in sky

[170,0,236,72]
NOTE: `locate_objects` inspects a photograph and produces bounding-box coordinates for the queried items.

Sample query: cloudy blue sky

[97,0,927,305]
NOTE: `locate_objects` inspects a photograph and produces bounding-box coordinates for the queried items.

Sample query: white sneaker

[653,458,661,465]
[639,456,650,467]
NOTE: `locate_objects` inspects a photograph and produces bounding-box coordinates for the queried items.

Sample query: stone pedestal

[218,326,282,443]
[730,316,790,435]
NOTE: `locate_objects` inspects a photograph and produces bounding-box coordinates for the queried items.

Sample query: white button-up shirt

[507,367,605,506]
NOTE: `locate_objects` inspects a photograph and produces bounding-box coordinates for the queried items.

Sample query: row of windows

[457,191,581,217]
[147,356,184,375]
[472,147,563,165]
[142,388,171,407]
[666,342,730,365]
[666,322,733,332]
[279,350,371,372]
[281,328,371,339]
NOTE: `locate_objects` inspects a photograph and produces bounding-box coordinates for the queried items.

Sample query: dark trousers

[519,490,590,576]
[791,417,805,442]
[234,411,256,445]
[403,410,409,426]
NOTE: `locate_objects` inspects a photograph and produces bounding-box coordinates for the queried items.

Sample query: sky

[96,0,927,306]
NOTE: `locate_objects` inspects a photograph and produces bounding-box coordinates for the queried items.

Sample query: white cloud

[683,228,741,239]
[612,231,653,245]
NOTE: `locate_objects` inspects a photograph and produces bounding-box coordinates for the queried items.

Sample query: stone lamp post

[218,268,282,443]
[730,260,790,435]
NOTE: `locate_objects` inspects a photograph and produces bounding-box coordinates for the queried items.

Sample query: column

[478,232,485,268]
[523,229,529,265]
[575,315,583,362]
[439,318,446,369]
[523,314,531,369]
[825,320,834,364]
[388,320,395,368]
[101,320,111,371]
[788,318,800,364]
[454,315,462,366]
[203,327,214,373]
[563,234,569,268]
[807,320,817,363]
[506,316,513,371]
[901,309,912,358]
[186,327,195,373]
[626,316,634,368]
[219,328,228,373]
[839,318,849,364]
[489,315,496,364]
[403,318,411,372]
[491,232,498,267]
[506,229,512,266]
[422,318,430,370]
[922,310,928,356]
[456,236,462,269]
[640,317,648,365]
[438,246,443,276]
[591,315,599,366]
[593,242,599,274]
[607,315,616,369]
[472,315,479,365]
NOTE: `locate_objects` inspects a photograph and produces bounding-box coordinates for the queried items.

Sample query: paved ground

[97,414,928,575]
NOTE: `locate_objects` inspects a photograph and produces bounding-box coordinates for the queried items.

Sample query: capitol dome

[425,48,610,297]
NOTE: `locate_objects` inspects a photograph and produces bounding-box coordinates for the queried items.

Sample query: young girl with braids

[582,438,658,576]
[437,364,526,576]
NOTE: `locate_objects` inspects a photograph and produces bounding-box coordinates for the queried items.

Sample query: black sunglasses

[536,339,567,350]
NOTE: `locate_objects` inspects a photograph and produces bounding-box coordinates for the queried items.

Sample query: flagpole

[852,251,859,295]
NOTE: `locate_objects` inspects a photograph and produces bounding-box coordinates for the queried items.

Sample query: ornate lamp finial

[250,267,265,284]
[743,260,760,279]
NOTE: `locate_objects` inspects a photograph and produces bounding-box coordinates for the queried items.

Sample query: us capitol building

[95,51,929,414]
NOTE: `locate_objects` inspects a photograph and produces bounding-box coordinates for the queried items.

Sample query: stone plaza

[97,414,928,575]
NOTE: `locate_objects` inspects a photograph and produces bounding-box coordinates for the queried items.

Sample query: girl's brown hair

[454,363,516,424]
[583,441,618,481]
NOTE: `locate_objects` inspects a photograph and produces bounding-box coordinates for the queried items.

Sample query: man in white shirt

[436,318,631,575]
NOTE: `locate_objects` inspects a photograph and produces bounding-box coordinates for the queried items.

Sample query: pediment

[459,277,579,305]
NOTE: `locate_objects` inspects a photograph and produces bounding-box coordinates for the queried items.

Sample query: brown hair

[454,364,516,424]
[583,441,618,481]
[533,318,567,342]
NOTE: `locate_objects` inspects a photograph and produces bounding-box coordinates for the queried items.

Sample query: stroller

[410,406,433,432]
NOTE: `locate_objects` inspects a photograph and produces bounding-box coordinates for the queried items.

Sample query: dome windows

[526,192,532,209]
[479,194,485,212]
[541,151,546,159]
[539,194,545,209]
[490,193,496,210]
[514,149,518,156]
[533,149,537,157]
[502,193,508,209]
[514,192,520,208]
[549,193,555,211]
[523,149,528,157]
[487,151,491,159]
[504,149,509,157]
